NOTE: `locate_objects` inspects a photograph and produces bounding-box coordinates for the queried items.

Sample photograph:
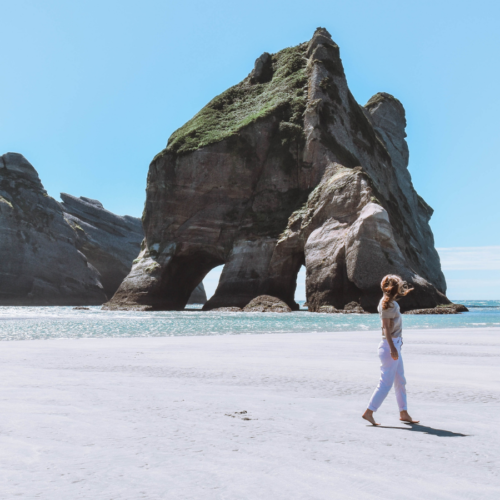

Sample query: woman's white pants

[367,337,407,412]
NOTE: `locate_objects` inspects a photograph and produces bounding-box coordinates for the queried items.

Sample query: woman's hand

[390,348,399,360]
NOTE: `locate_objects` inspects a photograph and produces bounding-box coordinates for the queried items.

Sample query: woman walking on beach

[362,275,419,426]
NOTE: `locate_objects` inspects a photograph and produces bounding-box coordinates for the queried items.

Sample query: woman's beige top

[378,299,402,338]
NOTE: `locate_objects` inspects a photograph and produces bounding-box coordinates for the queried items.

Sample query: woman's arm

[382,318,398,360]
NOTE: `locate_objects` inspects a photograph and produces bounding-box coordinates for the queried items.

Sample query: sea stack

[0,153,107,305]
[105,28,449,312]
[0,154,208,306]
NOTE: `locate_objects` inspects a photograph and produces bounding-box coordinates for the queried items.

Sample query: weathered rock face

[0,153,106,305]
[275,163,449,312]
[0,153,208,306]
[61,193,144,299]
[106,27,449,312]
[187,283,207,304]
[61,194,208,303]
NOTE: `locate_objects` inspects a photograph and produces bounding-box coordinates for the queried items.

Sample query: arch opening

[202,265,225,301]
[154,250,224,310]
[294,265,307,309]
[265,250,305,311]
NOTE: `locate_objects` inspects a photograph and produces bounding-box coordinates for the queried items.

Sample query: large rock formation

[0,155,208,306]
[106,28,449,312]
[0,153,106,305]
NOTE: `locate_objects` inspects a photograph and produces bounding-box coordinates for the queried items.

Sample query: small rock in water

[318,302,369,314]
[318,305,341,314]
[343,301,368,314]
[243,296,292,313]
[404,303,468,315]
[450,304,469,312]
[73,306,90,310]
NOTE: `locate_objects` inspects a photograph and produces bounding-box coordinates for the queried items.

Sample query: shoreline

[1,325,500,342]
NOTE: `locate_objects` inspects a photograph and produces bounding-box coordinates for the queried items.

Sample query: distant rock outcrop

[187,283,207,304]
[61,193,144,299]
[106,28,450,312]
[0,153,106,305]
[404,304,468,315]
[0,154,208,306]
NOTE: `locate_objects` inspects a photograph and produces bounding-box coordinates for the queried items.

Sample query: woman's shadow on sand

[374,423,468,437]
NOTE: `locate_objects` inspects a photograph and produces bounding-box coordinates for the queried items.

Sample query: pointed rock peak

[250,52,273,84]
[307,27,336,57]
[365,92,405,117]
[0,152,40,182]
[313,27,332,39]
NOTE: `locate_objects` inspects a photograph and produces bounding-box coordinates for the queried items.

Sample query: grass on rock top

[162,43,308,156]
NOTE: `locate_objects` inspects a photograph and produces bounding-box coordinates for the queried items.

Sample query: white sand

[1,328,499,499]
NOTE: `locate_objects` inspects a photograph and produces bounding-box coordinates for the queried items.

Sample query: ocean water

[0,300,499,341]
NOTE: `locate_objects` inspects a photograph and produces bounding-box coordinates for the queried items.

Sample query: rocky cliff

[61,194,207,303]
[0,153,106,305]
[0,154,208,306]
[106,28,448,312]
[61,193,144,299]
[187,283,207,304]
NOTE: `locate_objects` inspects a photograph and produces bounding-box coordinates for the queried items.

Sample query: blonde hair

[381,275,413,310]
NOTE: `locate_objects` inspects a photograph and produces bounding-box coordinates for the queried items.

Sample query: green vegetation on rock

[364,92,403,112]
[163,44,308,156]
[144,261,161,274]
[64,216,84,232]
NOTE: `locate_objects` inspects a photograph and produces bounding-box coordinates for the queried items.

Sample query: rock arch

[105,28,448,312]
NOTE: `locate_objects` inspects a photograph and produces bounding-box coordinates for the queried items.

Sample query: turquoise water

[0,300,498,341]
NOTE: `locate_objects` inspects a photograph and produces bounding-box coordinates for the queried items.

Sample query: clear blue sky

[1,0,499,299]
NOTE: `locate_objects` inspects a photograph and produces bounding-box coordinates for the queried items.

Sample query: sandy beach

[1,328,499,499]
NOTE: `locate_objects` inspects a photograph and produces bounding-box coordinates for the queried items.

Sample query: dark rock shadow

[374,423,468,437]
